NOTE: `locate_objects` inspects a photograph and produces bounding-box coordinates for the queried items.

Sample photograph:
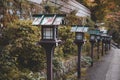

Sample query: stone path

[87,47,120,80]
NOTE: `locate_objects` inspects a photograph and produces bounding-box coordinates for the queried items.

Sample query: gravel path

[87,47,120,80]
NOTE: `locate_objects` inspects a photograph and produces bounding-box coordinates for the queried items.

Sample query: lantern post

[32,14,65,80]
[71,26,88,80]
[108,36,112,50]
[96,31,101,59]
[101,35,105,56]
[101,33,108,56]
[89,29,98,66]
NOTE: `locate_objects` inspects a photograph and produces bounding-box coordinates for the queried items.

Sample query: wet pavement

[87,47,120,80]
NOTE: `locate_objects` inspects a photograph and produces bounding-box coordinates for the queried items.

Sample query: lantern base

[39,39,62,47]
[74,40,84,44]
[89,40,96,43]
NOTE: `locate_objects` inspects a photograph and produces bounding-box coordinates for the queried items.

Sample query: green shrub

[0,20,45,79]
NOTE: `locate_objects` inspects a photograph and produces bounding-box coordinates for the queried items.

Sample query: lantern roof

[100,30,109,37]
[100,29,107,34]
[32,14,66,26]
[88,29,100,35]
[101,33,108,37]
[71,25,89,32]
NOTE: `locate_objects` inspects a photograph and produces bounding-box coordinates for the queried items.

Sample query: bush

[0,20,45,79]
[58,26,77,57]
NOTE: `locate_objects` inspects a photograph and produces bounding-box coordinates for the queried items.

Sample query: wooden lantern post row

[32,14,112,80]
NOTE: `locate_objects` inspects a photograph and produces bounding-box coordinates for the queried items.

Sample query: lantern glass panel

[105,37,107,40]
[43,27,53,39]
[101,37,104,40]
[90,35,95,40]
[97,36,100,40]
[76,33,83,40]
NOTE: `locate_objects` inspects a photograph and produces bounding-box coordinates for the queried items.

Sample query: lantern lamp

[90,34,96,41]
[96,35,101,40]
[88,29,99,42]
[41,26,58,40]
[71,26,88,43]
[75,32,84,41]
[32,14,66,80]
